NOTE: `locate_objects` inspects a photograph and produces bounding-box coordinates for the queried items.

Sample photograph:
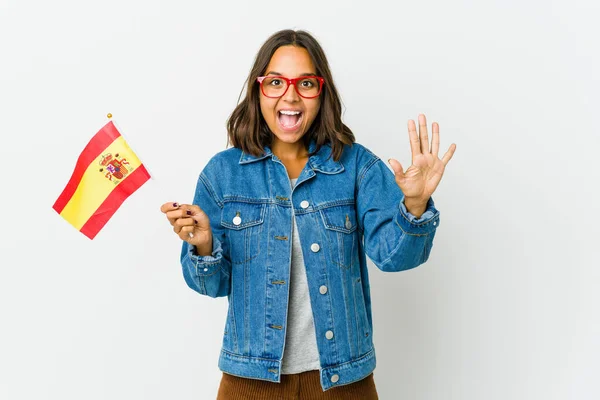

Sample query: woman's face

[259,45,321,147]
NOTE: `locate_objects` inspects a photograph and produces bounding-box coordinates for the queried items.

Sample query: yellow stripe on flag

[60,136,143,230]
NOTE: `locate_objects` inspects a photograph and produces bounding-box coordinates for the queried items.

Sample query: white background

[1,0,598,399]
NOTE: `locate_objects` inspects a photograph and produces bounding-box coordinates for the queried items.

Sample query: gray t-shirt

[280,177,321,374]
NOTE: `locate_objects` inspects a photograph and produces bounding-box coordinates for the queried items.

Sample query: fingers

[407,119,421,158]
[441,143,457,166]
[388,158,405,181]
[182,204,205,218]
[160,202,181,214]
[163,203,205,226]
[172,215,196,233]
[161,201,204,243]
[177,225,195,242]
[418,114,430,154]
[165,209,182,226]
[162,202,182,225]
[431,122,440,157]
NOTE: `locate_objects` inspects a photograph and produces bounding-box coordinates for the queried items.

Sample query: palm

[389,114,456,203]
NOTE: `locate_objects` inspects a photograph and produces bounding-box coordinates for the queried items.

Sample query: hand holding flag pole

[160,202,214,253]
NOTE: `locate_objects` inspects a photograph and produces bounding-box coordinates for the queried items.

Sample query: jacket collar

[239,139,344,174]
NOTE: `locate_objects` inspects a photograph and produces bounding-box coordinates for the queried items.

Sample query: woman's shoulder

[341,141,380,167]
[211,145,243,161]
[201,146,243,172]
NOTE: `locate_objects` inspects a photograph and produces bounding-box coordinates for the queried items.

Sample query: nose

[281,80,300,102]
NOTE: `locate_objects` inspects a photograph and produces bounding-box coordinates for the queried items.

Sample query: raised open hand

[388,114,456,215]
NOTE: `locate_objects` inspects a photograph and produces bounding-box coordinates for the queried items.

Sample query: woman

[161,29,455,399]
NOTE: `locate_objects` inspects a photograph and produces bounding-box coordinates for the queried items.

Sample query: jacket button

[331,374,339,383]
[345,219,352,230]
[300,200,309,209]
[325,330,334,339]
[232,216,241,225]
[319,285,328,294]
[310,243,320,252]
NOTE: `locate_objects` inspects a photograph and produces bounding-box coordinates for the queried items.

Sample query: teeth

[279,110,301,115]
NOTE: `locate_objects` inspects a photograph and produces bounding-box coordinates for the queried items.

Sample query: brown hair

[226,29,354,162]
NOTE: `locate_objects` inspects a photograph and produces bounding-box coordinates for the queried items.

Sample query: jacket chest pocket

[319,204,358,269]
[221,201,266,265]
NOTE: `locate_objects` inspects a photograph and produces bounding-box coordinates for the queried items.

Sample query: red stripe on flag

[52,121,122,214]
[79,165,151,239]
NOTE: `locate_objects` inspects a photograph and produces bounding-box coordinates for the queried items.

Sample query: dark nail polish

[194,220,197,224]
[186,210,192,215]
[173,202,179,207]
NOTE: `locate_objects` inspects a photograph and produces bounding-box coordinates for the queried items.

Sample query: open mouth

[277,110,303,132]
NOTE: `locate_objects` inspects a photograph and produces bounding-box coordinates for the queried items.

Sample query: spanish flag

[53,121,151,239]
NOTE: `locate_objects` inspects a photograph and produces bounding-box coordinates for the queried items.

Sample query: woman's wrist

[403,197,428,219]
[191,234,213,257]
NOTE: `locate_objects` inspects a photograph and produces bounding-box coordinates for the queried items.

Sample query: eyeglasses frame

[256,75,325,99]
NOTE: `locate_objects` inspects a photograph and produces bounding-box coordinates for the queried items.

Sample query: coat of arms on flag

[53,120,150,239]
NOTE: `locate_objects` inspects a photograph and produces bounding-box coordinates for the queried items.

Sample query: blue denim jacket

[180,139,440,391]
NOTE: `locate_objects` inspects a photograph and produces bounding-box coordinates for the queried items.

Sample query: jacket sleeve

[180,171,231,298]
[356,155,440,272]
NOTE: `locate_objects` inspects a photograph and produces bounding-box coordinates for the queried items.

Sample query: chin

[272,129,306,143]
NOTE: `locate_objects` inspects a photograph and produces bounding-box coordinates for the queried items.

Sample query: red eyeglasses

[256,75,325,99]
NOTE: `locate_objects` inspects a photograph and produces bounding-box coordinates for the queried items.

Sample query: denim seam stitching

[323,348,375,371]
[220,349,280,363]
[379,228,409,266]
[356,156,380,190]
[194,263,224,277]
[189,254,221,266]
[199,173,223,208]
[393,218,430,237]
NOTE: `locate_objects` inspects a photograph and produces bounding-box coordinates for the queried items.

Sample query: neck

[271,138,308,161]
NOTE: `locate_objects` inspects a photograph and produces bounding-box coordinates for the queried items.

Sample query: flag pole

[107,113,156,180]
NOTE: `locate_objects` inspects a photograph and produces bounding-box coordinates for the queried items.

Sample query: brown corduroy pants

[216,370,378,399]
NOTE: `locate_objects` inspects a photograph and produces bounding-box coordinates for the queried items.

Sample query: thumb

[388,158,405,180]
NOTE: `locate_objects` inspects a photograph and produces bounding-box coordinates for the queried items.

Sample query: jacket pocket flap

[221,201,266,230]
[320,204,357,234]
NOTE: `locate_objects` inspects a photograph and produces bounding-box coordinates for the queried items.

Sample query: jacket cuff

[395,196,440,236]
[187,237,224,276]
